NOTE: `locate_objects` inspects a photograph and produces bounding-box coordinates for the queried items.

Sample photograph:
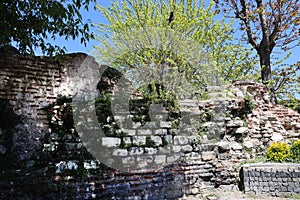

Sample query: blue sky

[37,0,299,67]
[42,0,296,99]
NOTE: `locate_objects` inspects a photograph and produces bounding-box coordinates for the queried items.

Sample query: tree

[0,0,96,55]
[214,0,300,103]
[94,0,257,90]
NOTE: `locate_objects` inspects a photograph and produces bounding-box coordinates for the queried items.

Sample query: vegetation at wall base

[266,140,300,163]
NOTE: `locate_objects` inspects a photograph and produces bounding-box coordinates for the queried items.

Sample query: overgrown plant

[266,141,291,162]
[266,140,300,163]
[94,0,257,90]
[291,139,300,162]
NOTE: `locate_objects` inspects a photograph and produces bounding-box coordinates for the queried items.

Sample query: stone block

[173,136,189,145]
[226,120,244,127]
[153,129,166,135]
[129,147,144,155]
[122,129,136,136]
[167,153,181,163]
[217,141,231,152]
[281,186,288,192]
[102,137,121,147]
[158,146,171,154]
[137,129,152,135]
[172,145,181,153]
[150,136,162,146]
[201,151,216,161]
[137,156,153,167]
[154,155,166,164]
[236,127,248,134]
[160,121,172,128]
[287,187,294,192]
[181,145,193,153]
[132,136,146,146]
[144,147,158,155]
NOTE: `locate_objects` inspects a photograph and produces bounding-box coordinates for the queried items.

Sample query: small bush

[291,139,300,162]
[266,141,291,162]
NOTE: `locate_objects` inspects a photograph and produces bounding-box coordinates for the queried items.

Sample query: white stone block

[132,136,146,146]
[173,136,189,145]
[137,129,152,135]
[155,155,166,164]
[102,137,121,147]
[160,121,172,128]
[150,136,162,146]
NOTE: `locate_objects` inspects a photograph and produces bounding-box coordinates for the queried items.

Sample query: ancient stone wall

[0,53,299,199]
[242,163,300,197]
[0,53,92,160]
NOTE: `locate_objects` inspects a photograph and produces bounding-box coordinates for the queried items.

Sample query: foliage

[141,83,180,112]
[214,0,300,103]
[237,94,255,119]
[94,0,257,91]
[95,91,112,105]
[291,139,300,162]
[0,0,95,55]
[275,61,300,106]
[197,124,208,136]
[266,141,292,162]
[44,95,74,135]
[200,111,214,122]
[266,140,300,163]
[279,98,300,112]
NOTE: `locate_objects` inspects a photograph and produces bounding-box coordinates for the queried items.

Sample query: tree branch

[240,0,259,51]
[255,0,269,47]
[269,1,281,43]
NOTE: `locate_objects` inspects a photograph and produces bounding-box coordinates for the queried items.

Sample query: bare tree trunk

[259,51,271,82]
[259,49,277,104]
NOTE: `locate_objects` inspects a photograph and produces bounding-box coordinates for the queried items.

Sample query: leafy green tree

[214,0,300,103]
[0,0,96,55]
[94,0,258,90]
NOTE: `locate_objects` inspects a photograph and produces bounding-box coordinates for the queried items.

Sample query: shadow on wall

[0,98,20,164]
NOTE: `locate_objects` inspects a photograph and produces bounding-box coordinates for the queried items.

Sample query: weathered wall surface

[0,53,299,199]
[0,53,91,160]
[242,163,300,197]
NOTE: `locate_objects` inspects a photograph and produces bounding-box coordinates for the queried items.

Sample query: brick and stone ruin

[0,53,299,199]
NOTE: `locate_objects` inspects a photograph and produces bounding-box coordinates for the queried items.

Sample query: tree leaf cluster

[0,0,96,55]
[94,0,258,91]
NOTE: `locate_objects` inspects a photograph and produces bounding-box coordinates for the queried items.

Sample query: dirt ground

[181,188,297,200]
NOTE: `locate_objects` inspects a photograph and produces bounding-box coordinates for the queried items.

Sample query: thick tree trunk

[259,49,277,104]
[259,50,272,83]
